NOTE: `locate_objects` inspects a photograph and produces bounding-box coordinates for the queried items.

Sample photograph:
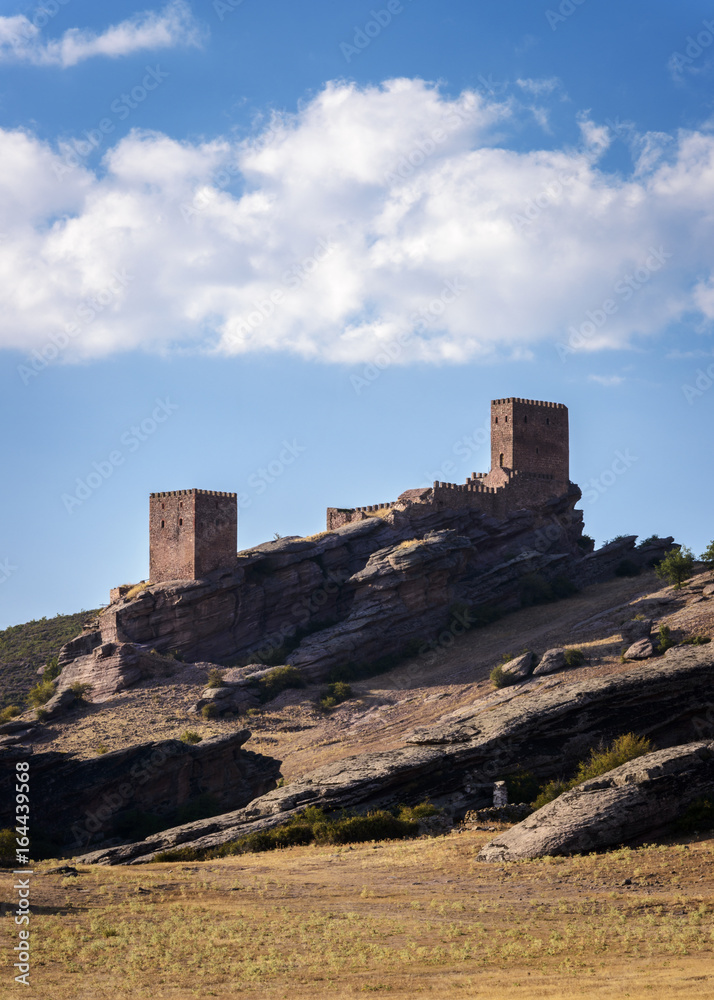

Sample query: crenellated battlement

[150,489,237,498]
[326,396,571,529]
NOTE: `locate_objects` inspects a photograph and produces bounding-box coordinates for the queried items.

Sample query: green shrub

[505,769,540,805]
[573,733,652,784]
[699,540,714,568]
[531,779,569,811]
[252,665,305,703]
[0,828,16,865]
[35,708,48,722]
[157,801,441,862]
[531,733,653,810]
[674,798,714,834]
[490,664,519,689]
[655,546,694,589]
[564,648,585,668]
[180,730,202,744]
[637,535,665,549]
[615,559,640,577]
[201,703,217,720]
[206,668,224,689]
[604,534,630,545]
[26,678,56,708]
[0,705,21,723]
[44,655,61,681]
[70,682,92,702]
[95,744,109,755]
[576,534,595,552]
[656,624,675,654]
[681,634,711,646]
[317,681,352,711]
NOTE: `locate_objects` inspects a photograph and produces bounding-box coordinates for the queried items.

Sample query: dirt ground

[2,829,713,999]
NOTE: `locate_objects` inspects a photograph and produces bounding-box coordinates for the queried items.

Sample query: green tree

[655,546,694,589]
[700,540,714,569]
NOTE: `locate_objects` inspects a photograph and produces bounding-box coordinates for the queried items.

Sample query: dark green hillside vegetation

[0,609,101,710]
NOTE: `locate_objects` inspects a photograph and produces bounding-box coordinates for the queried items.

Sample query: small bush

[0,828,16,866]
[317,681,352,711]
[655,546,694,589]
[505,769,540,805]
[574,733,652,784]
[675,798,714,834]
[656,623,675,654]
[70,682,92,702]
[576,534,595,552]
[201,703,217,720]
[35,708,48,722]
[490,664,519,689]
[700,540,714,569]
[26,678,56,708]
[95,745,109,755]
[252,665,305,703]
[604,534,630,545]
[180,730,202,744]
[0,705,21,723]
[44,655,61,681]
[124,582,150,601]
[637,535,665,549]
[206,668,224,689]
[531,779,569,811]
[564,648,585,668]
[615,559,641,577]
[531,733,653,810]
[681,634,711,646]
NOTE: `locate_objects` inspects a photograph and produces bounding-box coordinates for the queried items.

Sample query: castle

[148,397,570,583]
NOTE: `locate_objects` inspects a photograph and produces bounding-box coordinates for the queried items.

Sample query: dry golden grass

[7,830,714,999]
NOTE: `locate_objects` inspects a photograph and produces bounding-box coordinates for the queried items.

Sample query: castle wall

[150,490,237,583]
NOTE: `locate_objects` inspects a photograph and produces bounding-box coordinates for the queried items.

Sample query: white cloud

[587,375,625,386]
[0,1,203,68]
[2,78,714,366]
[516,77,560,96]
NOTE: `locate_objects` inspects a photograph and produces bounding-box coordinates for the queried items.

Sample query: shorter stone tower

[149,489,237,583]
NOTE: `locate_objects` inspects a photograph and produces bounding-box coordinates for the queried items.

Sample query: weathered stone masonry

[149,489,237,583]
[327,398,570,530]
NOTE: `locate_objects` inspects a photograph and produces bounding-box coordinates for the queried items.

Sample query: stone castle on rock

[146,396,571,583]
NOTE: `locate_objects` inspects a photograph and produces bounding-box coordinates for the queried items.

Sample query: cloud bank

[0,1,203,68]
[2,78,714,367]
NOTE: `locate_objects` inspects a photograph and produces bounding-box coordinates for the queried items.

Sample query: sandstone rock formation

[58,489,675,696]
[477,741,714,861]
[532,648,566,676]
[75,644,714,865]
[502,651,535,680]
[624,638,655,660]
[0,730,281,852]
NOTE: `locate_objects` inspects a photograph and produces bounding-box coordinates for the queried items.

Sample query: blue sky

[2,0,714,628]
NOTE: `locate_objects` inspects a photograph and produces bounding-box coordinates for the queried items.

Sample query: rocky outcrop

[477,741,714,861]
[532,648,566,676]
[59,488,675,692]
[0,730,281,852]
[502,651,535,680]
[76,644,714,864]
[624,638,655,660]
[55,642,181,703]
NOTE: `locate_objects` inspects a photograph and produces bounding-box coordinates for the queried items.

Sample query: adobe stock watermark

[581,450,638,505]
[422,417,491,488]
[340,0,415,63]
[213,0,249,20]
[350,277,467,394]
[681,361,714,405]
[384,101,481,185]
[235,440,307,510]
[556,246,672,361]
[52,67,170,180]
[224,238,336,349]
[0,558,18,585]
[17,269,134,385]
[62,398,179,514]
[668,18,714,82]
[545,0,587,31]
[511,171,576,234]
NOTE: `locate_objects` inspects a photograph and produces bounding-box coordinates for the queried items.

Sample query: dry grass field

[3,829,713,1000]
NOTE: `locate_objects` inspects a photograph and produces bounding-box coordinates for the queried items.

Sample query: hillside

[0,608,101,710]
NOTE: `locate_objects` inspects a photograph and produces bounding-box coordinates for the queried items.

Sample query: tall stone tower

[149,489,237,583]
[490,398,569,485]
